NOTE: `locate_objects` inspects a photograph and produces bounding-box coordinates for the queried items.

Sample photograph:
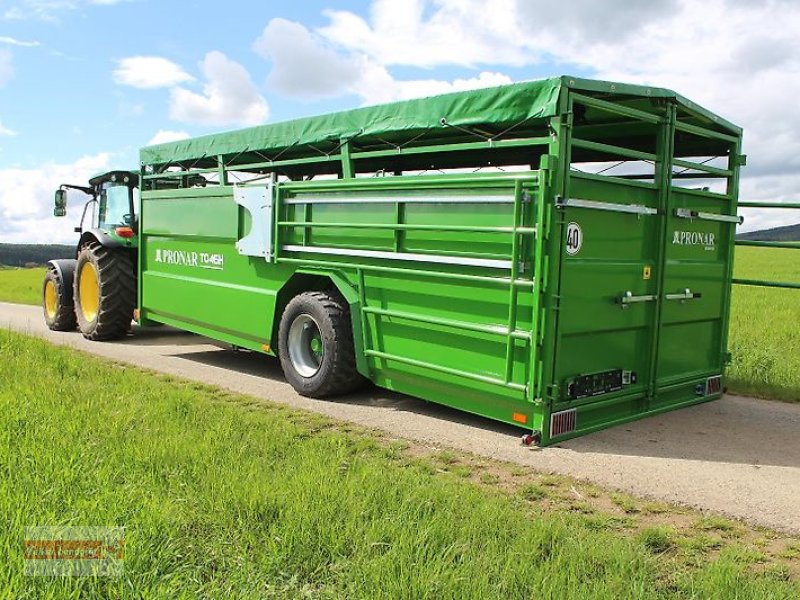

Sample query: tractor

[43,170,138,340]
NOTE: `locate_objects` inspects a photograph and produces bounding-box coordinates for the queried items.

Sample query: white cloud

[0,36,39,47]
[254,18,512,105]
[146,129,190,146]
[0,121,17,136]
[169,51,268,126]
[0,153,111,243]
[254,18,362,100]
[113,56,194,89]
[0,50,13,86]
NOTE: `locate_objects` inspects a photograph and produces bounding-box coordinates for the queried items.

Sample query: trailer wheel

[74,242,136,341]
[278,290,363,397]
[42,265,77,331]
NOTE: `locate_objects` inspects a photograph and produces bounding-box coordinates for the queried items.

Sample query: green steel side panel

[140,186,288,348]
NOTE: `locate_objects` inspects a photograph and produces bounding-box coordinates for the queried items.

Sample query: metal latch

[664,288,702,303]
[616,291,657,309]
[559,197,659,216]
[674,207,743,224]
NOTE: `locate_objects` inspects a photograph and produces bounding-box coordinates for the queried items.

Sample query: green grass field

[0,266,45,305]
[0,246,797,401]
[1,329,798,599]
[727,247,800,401]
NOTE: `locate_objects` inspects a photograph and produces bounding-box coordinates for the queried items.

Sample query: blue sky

[1,0,799,242]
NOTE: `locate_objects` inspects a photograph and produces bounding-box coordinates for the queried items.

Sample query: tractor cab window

[99,182,132,228]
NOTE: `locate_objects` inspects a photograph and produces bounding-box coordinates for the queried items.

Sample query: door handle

[616,291,658,309]
[665,288,702,303]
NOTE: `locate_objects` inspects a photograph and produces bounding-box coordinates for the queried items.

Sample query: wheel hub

[44,279,57,319]
[288,314,324,377]
[79,262,100,322]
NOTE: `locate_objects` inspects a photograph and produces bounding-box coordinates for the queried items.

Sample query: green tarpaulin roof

[140,75,740,166]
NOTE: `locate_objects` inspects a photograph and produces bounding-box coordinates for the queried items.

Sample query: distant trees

[0,244,75,267]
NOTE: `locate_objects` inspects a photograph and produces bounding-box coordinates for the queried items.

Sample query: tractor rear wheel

[74,242,136,341]
[278,290,363,397]
[42,264,77,331]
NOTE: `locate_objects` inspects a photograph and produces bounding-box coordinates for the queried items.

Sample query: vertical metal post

[394,202,405,253]
[504,180,524,383]
[528,178,547,403]
[357,268,372,376]
[217,154,228,186]
[646,103,676,402]
[719,137,743,366]
[340,139,354,178]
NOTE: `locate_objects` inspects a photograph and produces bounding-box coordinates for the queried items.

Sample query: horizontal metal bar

[282,172,539,194]
[736,240,800,250]
[664,289,702,301]
[675,208,743,224]
[282,244,513,270]
[283,192,516,205]
[276,257,535,288]
[733,278,800,290]
[738,201,800,209]
[616,292,658,306]
[363,306,532,340]
[364,349,527,393]
[561,197,659,216]
[672,158,732,178]
[571,138,658,162]
[278,221,536,235]
[570,93,662,125]
[569,169,658,190]
[674,120,738,144]
[352,136,551,161]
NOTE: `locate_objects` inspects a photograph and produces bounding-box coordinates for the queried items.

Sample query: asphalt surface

[3,301,799,533]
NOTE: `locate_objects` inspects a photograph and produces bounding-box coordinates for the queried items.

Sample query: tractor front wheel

[42,263,77,331]
[74,242,136,341]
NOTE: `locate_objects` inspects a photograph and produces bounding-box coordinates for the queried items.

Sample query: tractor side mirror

[54,189,67,217]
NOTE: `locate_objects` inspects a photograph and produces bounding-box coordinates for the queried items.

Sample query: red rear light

[115,226,134,239]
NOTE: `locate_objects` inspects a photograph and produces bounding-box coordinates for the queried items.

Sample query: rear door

[551,174,660,422]
[654,189,737,402]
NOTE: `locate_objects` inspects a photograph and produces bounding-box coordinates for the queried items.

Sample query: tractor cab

[54,170,140,248]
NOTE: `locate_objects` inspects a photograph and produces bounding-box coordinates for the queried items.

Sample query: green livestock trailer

[58,75,747,446]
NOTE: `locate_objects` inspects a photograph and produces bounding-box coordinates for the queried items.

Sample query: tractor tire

[278,290,363,398]
[42,263,77,331]
[74,242,136,341]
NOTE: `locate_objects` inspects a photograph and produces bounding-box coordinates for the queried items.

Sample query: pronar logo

[154,248,225,270]
[672,230,716,251]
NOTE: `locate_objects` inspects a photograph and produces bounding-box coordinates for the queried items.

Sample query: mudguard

[46,259,78,304]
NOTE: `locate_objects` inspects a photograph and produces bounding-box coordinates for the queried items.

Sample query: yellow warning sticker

[643,265,652,280]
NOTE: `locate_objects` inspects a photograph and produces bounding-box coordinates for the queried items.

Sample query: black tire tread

[278,290,363,398]
[74,242,136,341]
[43,267,77,331]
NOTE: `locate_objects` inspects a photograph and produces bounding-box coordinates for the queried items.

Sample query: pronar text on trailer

[45,76,745,446]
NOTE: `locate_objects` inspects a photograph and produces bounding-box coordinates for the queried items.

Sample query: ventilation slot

[550,409,577,438]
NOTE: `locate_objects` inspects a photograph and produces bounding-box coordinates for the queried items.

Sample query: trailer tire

[74,242,136,341]
[42,265,77,331]
[278,290,363,397]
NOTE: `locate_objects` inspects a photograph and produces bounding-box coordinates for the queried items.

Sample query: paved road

[3,301,799,533]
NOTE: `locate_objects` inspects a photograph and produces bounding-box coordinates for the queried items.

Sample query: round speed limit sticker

[566,222,583,256]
